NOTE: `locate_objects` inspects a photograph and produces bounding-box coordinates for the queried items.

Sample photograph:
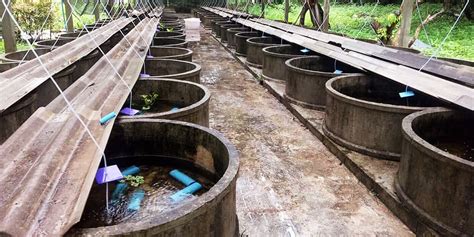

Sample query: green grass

[243,3,473,61]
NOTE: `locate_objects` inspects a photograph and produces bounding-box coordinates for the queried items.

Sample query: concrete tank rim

[401,107,474,170]
[235,31,261,38]
[145,58,201,79]
[227,27,249,33]
[72,119,240,235]
[1,48,52,62]
[220,23,240,28]
[153,38,187,47]
[325,73,436,113]
[214,20,233,26]
[286,56,345,77]
[55,64,77,77]
[149,46,193,59]
[246,36,278,47]
[119,78,210,120]
[154,31,186,38]
[33,38,74,49]
[263,44,307,58]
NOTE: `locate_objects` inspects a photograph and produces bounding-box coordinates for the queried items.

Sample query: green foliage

[244,2,473,61]
[373,12,400,43]
[166,28,174,32]
[120,175,145,187]
[140,92,159,111]
[13,0,54,39]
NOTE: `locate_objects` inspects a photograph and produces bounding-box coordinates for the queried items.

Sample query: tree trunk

[322,0,330,31]
[0,0,16,53]
[443,0,452,10]
[284,0,289,23]
[396,0,414,47]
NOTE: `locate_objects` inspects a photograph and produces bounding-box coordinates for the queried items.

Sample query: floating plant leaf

[120,175,145,187]
[140,92,159,111]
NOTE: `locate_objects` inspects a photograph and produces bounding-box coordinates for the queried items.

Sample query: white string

[352,0,379,40]
[415,0,432,46]
[1,0,112,211]
[65,0,158,110]
[419,0,469,71]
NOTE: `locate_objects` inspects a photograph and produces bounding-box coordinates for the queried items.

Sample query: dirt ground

[191,27,413,236]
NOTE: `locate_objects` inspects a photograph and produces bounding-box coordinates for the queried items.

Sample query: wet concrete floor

[191,27,413,236]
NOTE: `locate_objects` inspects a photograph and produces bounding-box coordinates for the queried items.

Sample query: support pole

[63,0,74,32]
[284,0,289,23]
[1,0,17,53]
[397,0,414,47]
[94,0,101,21]
[322,0,330,31]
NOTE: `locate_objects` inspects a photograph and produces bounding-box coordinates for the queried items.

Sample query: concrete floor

[191,27,413,236]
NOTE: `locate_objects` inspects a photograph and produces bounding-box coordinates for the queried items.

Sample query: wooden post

[1,0,16,53]
[397,0,414,47]
[322,0,330,31]
[284,0,289,23]
[63,0,74,32]
[94,0,101,21]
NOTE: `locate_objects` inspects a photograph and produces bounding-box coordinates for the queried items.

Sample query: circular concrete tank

[0,88,37,144]
[58,31,88,40]
[226,27,248,48]
[2,46,98,81]
[143,59,201,83]
[84,22,106,31]
[203,16,223,28]
[285,56,355,109]
[0,61,18,72]
[149,46,193,61]
[246,36,279,68]
[154,31,186,39]
[158,23,183,32]
[396,108,474,236]
[33,38,74,50]
[120,78,210,126]
[235,31,261,56]
[220,24,240,43]
[211,19,229,35]
[214,20,232,37]
[323,73,441,160]
[0,61,76,144]
[68,119,239,236]
[160,22,183,29]
[153,38,188,48]
[1,48,51,61]
[262,45,315,83]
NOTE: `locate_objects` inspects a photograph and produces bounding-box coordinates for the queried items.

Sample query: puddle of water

[77,161,216,228]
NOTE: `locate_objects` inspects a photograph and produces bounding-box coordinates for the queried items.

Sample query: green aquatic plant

[120,175,145,187]
[140,92,159,111]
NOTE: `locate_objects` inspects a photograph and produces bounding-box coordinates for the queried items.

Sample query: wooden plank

[249,17,474,87]
[203,8,474,111]
[0,16,159,236]
[0,17,133,113]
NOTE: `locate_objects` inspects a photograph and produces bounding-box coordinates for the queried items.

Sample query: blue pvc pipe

[127,189,145,211]
[121,165,140,176]
[111,183,128,201]
[170,182,202,202]
[99,112,117,125]
[169,169,196,186]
